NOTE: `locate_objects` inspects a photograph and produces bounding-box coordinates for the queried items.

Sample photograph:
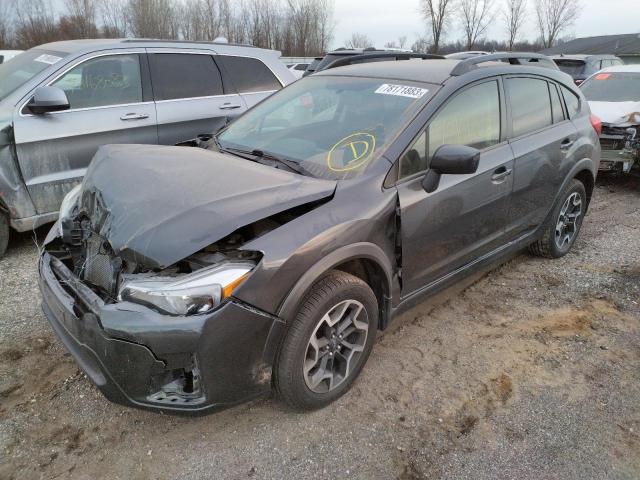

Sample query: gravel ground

[1,174,639,480]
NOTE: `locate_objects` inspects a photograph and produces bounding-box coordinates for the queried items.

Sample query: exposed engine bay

[599,124,640,173]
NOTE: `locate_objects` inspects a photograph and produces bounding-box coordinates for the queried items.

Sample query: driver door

[12,49,157,215]
[395,79,515,296]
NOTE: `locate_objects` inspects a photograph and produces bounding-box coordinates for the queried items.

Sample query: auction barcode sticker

[34,54,62,65]
[375,84,428,99]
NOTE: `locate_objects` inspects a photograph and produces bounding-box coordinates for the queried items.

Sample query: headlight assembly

[118,261,254,316]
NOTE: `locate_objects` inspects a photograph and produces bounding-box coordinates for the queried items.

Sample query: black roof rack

[324,52,445,71]
[450,52,558,76]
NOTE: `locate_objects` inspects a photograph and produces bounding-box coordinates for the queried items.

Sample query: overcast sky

[331,0,640,49]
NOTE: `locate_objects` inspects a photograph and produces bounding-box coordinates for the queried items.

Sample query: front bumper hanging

[39,252,285,415]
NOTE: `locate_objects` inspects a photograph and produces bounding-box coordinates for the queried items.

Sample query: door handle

[120,113,149,121]
[491,166,513,183]
[560,139,575,150]
[219,103,242,110]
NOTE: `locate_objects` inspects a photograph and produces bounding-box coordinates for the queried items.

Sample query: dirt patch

[0,175,639,480]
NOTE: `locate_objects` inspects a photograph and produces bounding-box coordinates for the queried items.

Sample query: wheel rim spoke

[554,192,582,250]
[303,299,369,393]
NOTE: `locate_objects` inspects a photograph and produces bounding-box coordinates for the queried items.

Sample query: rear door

[12,49,157,215]
[504,77,579,239]
[148,50,247,145]
[215,55,284,108]
[395,79,515,295]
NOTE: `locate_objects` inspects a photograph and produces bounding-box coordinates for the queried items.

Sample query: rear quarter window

[217,56,281,93]
[560,85,581,118]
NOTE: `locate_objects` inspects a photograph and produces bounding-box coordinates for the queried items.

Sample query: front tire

[275,270,378,410]
[0,212,9,258]
[529,179,587,258]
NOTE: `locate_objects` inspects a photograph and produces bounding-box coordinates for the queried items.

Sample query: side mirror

[27,86,70,115]
[422,145,480,193]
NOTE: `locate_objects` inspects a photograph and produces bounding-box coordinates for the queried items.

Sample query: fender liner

[277,242,394,329]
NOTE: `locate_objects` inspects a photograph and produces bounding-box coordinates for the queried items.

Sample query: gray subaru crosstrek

[40,53,600,414]
[0,39,294,256]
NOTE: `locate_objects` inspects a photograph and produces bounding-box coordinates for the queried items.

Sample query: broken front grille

[81,234,121,298]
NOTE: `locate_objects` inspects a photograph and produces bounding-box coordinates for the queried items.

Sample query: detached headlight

[118,261,254,316]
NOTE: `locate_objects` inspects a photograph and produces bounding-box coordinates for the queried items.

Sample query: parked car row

[37,51,601,415]
[0,39,296,256]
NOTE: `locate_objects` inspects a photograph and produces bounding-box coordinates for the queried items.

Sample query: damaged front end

[39,144,336,413]
[599,124,640,173]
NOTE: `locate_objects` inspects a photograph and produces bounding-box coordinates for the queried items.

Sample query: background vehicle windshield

[218,75,434,179]
[554,60,586,77]
[581,72,640,102]
[0,50,67,101]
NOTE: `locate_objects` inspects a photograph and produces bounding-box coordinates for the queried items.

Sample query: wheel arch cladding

[573,168,595,207]
[277,242,393,330]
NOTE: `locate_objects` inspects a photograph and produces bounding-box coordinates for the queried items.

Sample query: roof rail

[324,52,445,71]
[450,52,558,76]
[120,38,259,49]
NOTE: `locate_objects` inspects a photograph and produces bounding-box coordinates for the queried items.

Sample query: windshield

[581,72,640,102]
[554,60,586,77]
[0,49,67,101]
[218,76,434,180]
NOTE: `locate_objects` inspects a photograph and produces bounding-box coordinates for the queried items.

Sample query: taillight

[590,114,602,137]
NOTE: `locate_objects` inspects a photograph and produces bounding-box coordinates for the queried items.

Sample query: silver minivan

[0,39,294,256]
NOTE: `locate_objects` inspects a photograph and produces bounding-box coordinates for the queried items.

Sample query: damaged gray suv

[40,54,600,414]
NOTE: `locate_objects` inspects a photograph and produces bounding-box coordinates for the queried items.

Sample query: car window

[506,78,552,137]
[560,85,581,118]
[399,80,500,179]
[0,49,68,102]
[580,72,640,102]
[554,60,586,77]
[550,83,565,123]
[51,54,142,110]
[294,64,308,71]
[217,56,281,93]
[150,53,223,100]
[218,76,434,180]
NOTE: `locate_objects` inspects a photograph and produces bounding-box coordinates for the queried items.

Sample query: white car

[287,62,310,79]
[580,64,640,174]
[0,50,23,64]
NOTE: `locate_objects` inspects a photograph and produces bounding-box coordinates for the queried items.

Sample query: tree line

[0,0,334,56]
[0,0,581,56]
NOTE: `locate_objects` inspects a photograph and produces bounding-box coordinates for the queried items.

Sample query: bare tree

[346,33,373,49]
[420,0,456,53]
[100,0,128,37]
[13,0,59,48]
[62,0,99,38]
[534,0,580,48]
[460,0,495,50]
[397,35,408,49]
[503,0,526,50]
[0,0,14,48]
[411,36,431,53]
[125,0,179,39]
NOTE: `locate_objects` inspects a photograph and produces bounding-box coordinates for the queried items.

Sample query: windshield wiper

[250,149,312,177]
[217,144,312,177]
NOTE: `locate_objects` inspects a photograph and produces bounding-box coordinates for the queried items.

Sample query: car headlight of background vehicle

[118,261,255,316]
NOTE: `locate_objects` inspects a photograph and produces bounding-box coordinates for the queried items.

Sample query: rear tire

[275,270,378,410]
[0,212,9,259]
[529,179,586,258]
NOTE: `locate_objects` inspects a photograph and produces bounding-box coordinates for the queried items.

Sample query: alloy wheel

[303,299,369,393]
[555,191,582,250]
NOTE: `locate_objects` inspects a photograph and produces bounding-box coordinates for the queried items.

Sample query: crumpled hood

[79,144,336,268]
[589,101,640,127]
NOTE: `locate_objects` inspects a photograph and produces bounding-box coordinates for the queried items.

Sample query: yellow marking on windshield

[327,133,376,172]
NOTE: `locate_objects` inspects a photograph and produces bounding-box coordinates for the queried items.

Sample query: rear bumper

[39,252,285,415]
